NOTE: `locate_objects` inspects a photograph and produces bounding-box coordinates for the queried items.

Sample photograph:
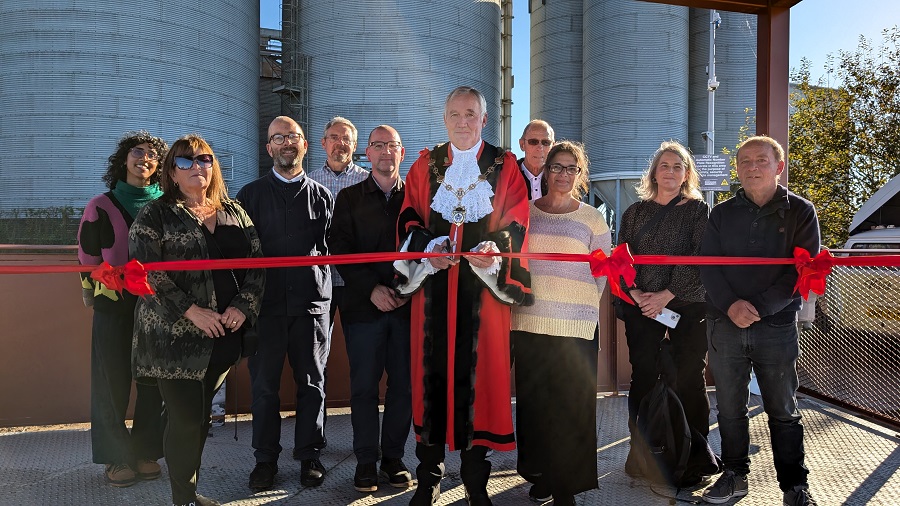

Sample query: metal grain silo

[582,0,690,221]
[688,9,757,156]
[530,0,583,143]
[0,0,260,214]
[286,0,502,176]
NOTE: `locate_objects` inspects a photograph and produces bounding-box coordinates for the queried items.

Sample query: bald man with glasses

[238,116,334,492]
[517,120,556,201]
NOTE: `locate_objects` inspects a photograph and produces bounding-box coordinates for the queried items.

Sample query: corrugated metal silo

[290,0,502,176]
[582,0,690,218]
[688,9,757,156]
[0,0,260,213]
[530,0,583,143]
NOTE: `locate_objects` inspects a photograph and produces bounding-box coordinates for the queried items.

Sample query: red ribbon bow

[793,247,834,300]
[90,259,154,296]
[589,243,637,304]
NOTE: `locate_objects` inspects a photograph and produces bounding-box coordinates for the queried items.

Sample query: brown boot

[104,463,137,487]
[135,459,162,480]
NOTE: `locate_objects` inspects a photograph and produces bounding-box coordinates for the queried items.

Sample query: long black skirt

[513,329,599,497]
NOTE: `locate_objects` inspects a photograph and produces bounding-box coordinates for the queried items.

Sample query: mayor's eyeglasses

[174,154,214,170]
[525,138,552,147]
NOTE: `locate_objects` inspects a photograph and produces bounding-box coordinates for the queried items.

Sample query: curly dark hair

[102,131,169,189]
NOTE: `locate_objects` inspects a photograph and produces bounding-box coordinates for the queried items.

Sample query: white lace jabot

[430,140,495,224]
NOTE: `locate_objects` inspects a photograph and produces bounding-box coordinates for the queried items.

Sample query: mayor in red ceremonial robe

[394,86,533,506]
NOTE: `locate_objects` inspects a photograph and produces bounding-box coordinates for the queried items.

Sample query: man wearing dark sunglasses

[237,116,335,492]
[517,120,555,201]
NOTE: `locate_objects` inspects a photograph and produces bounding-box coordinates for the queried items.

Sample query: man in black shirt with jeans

[329,125,413,493]
[699,135,819,506]
[238,116,334,491]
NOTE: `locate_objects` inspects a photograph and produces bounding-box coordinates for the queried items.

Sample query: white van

[821,175,900,333]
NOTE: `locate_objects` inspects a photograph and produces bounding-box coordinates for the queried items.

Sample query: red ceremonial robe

[395,141,532,452]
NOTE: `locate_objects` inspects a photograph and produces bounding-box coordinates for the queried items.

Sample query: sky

[259,0,899,158]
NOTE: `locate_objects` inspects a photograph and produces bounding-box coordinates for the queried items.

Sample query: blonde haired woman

[618,141,711,483]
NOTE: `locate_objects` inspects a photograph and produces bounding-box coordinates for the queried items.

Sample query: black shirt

[201,217,250,366]
[329,174,410,323]
[236,171,333,317]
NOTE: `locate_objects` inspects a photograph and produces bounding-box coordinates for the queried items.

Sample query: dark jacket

[129,199,265,381]
[236,171,333,316]
[517,157,544,200]
[330,174,410,323]
[699,185,820,323]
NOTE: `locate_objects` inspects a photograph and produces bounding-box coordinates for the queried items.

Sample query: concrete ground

[1,393,898,505]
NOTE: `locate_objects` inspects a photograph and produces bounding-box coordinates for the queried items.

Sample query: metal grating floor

[1,393,897,505]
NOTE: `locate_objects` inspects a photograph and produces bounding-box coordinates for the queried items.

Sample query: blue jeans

[249,313,330,462]
[706,315,809,491]
[344,312,412,464]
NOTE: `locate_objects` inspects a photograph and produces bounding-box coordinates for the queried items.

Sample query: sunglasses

[525,138,552,147]
[174,154,214,170]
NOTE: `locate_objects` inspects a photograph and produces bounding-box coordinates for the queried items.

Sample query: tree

[788,27,900,248]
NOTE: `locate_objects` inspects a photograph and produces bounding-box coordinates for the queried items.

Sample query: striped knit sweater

[512,202,611,340]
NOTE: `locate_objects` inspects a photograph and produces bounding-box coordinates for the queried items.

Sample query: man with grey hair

[308,116,369,329]
[517,119,555,201]
[395,86,533,506]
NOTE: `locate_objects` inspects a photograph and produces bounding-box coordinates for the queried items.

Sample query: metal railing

[797,256,900,428]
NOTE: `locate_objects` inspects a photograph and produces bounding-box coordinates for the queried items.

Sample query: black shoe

[300,458,326,487]
[381,458,414,488]
[529,482,552,503]
[465,488,493,506]
[248,461,277,491]
[409,481,441,505]
[551,494,576,506]
[354,462,378,493]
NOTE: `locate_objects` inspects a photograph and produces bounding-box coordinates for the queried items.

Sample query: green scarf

[113,181,163,219]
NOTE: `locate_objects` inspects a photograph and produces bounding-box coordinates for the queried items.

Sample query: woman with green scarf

[77,131,169,488]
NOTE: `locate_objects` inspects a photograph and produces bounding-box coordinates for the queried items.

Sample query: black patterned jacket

[129,199,265,381]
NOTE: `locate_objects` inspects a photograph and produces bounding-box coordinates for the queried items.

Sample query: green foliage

[788,27,900,248]
[0,207,80,245]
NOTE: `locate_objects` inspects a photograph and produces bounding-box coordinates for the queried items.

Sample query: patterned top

[618,198,710,304]
[129,199,265,381]
[512,202,611,340]
[308,162,368,286]
[77,187,159,312]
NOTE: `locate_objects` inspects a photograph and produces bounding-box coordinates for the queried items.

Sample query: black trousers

[622,301,710,438]
[90,309,164,465]
[514,330,599,498]
[157,362,231,505]
[250,314,330,462]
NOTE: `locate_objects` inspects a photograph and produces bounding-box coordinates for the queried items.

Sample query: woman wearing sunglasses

[511,141,610,505]
[129,134,265,506]
[618,141,711,484]
[77,131,168,488]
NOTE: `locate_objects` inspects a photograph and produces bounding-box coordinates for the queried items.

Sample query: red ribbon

[8,248,900,299]
[90,259,154,296]
[792,248,835,300]
[588,244,637,304]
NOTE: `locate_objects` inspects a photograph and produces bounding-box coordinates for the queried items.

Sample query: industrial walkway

[1,394,898,505]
